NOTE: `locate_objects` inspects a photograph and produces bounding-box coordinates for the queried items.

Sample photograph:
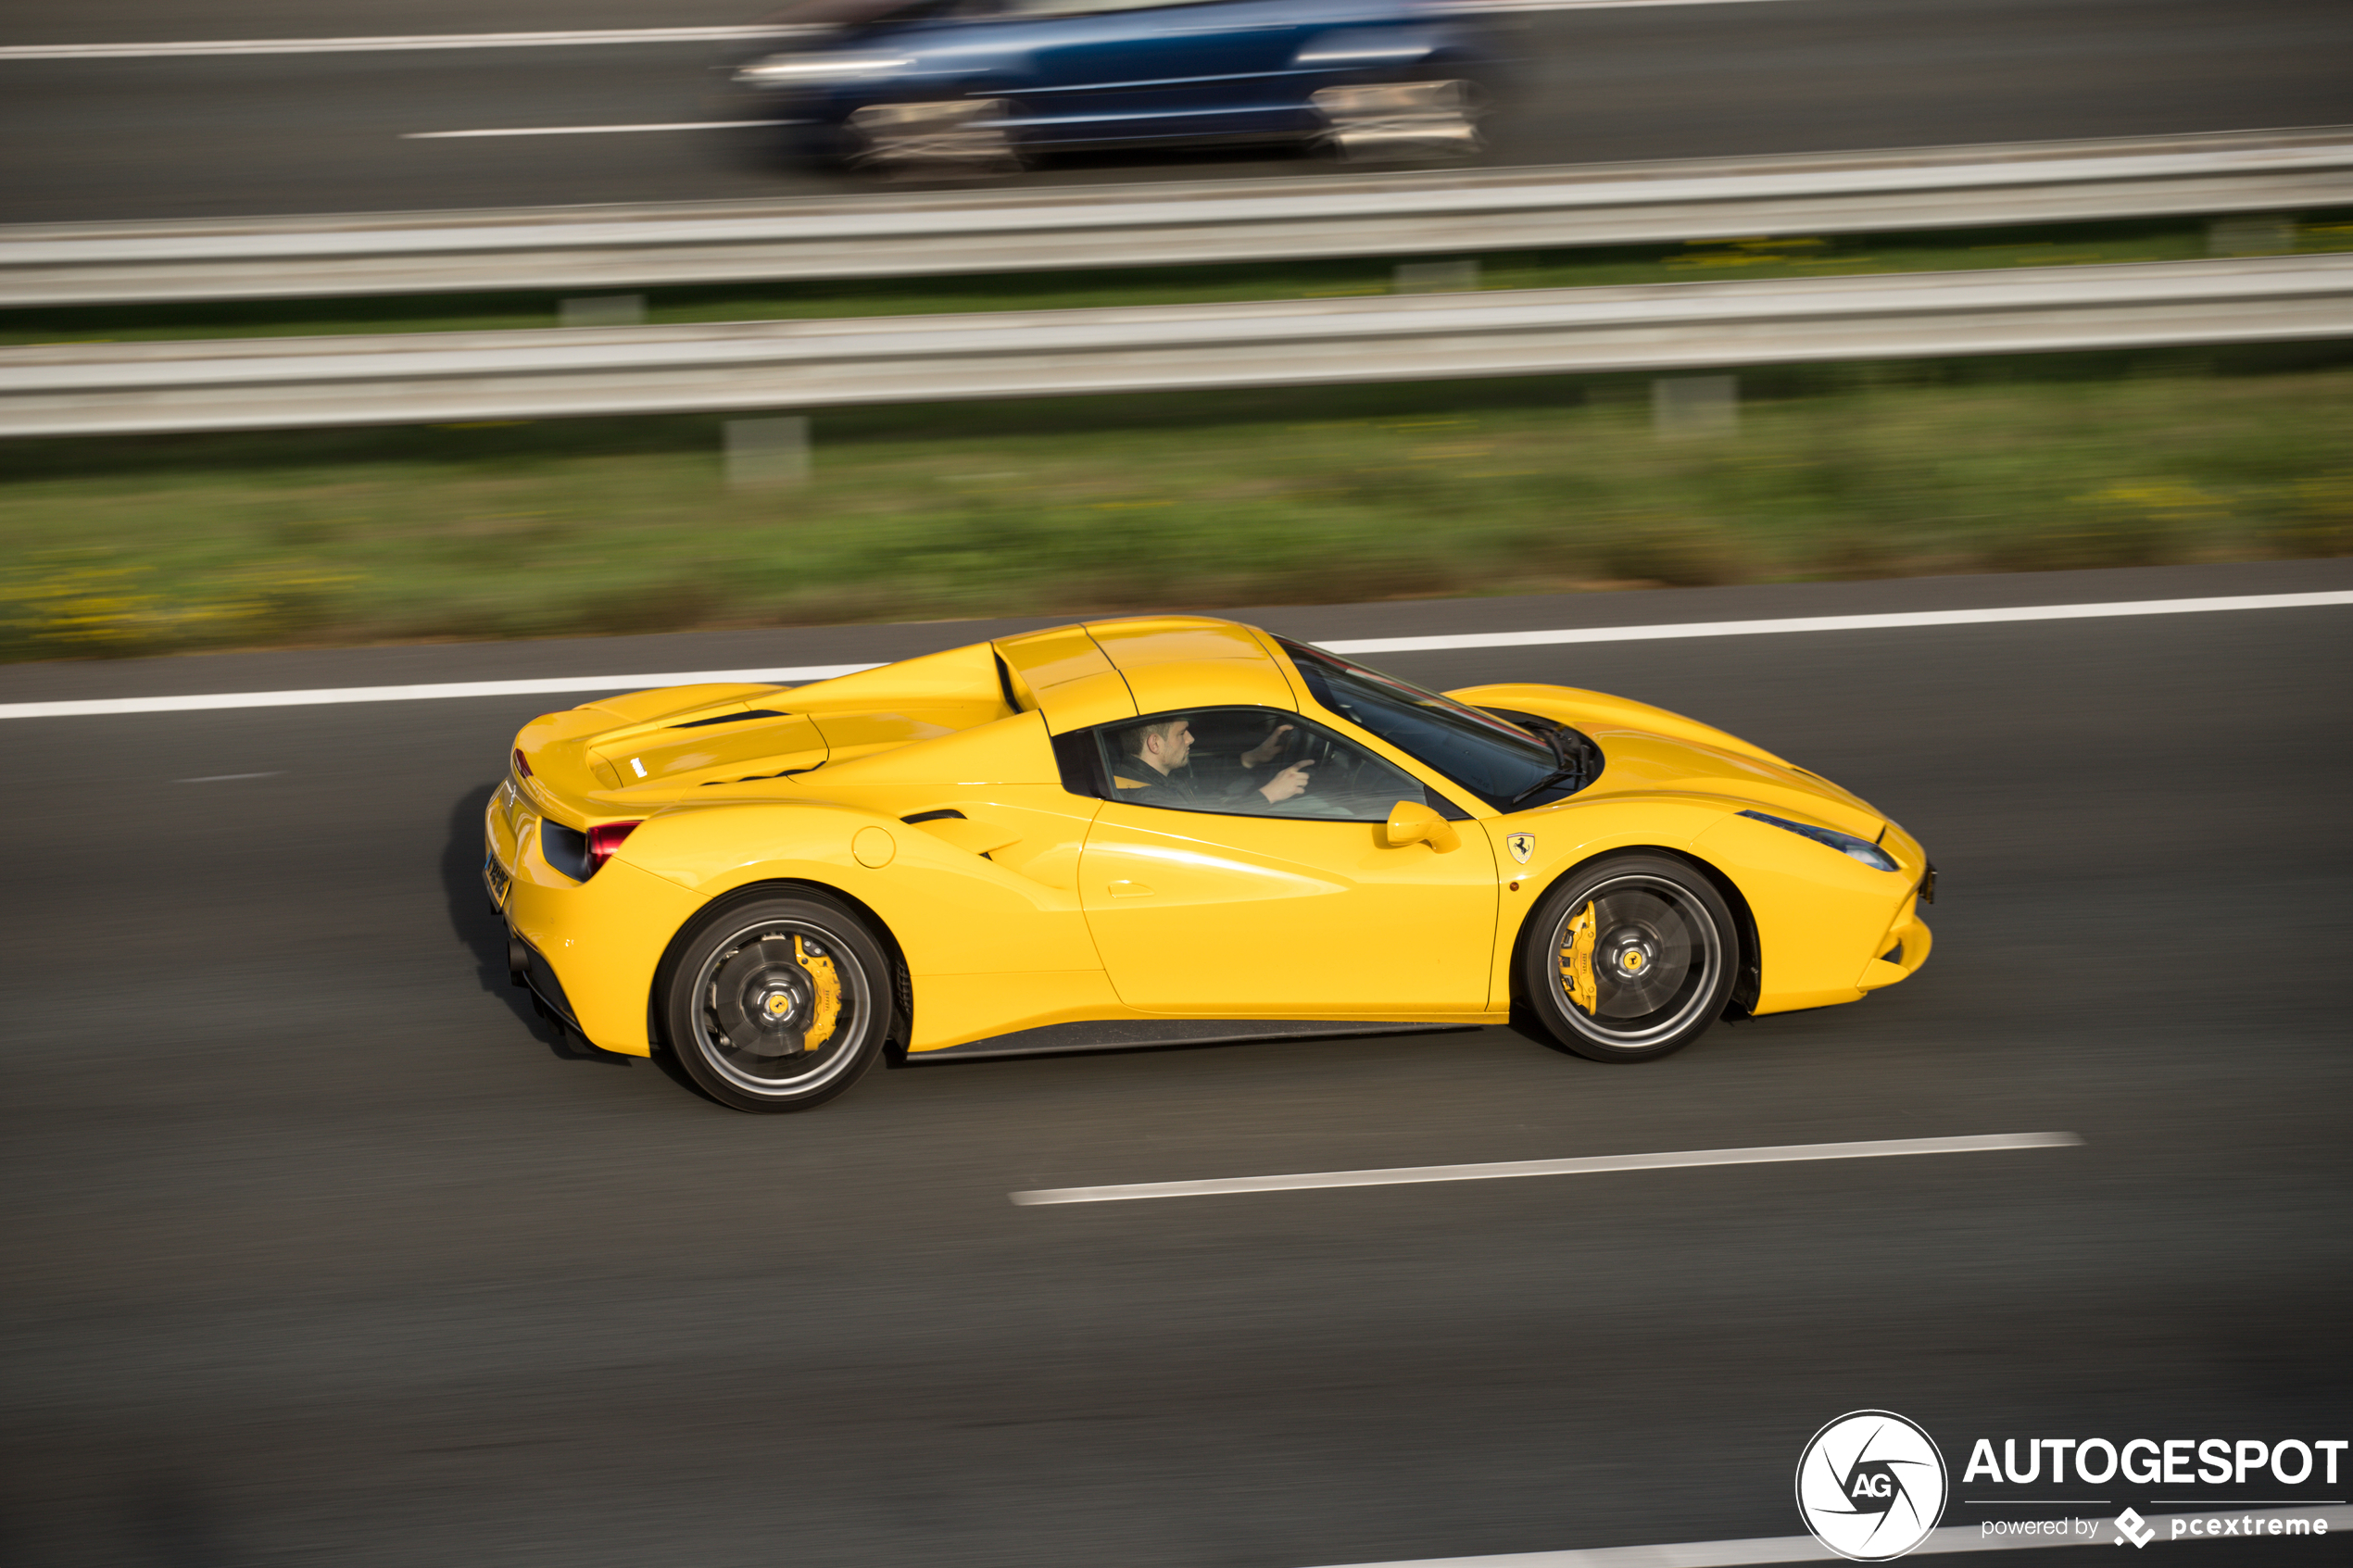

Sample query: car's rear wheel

[1310,74,1485,164]
[660,892,892,1112]
[1520,855,1735,1062]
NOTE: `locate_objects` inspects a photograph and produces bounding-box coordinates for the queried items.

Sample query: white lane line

[1010,1131,2082,1206]
[0,4,1801,59]
[176,771,283,782]
[5,588,2347,721]
[1306,1505,2353,1567]
[0,664,880,721]
[406,121,787,139]
[1316,590,2353,656]
[0,28,790,60]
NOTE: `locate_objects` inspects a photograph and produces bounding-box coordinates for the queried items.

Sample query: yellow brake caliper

[1558,900,1598,1015]
[794,935,842,1051]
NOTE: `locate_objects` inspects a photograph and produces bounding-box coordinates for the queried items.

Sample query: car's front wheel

[659,891,893,1112]
[844,97,1022,178]
[1520,855,1735,1062]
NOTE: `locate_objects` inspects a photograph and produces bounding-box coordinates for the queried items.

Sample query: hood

[1445,681,1888,839]
[1579,729,1886,840]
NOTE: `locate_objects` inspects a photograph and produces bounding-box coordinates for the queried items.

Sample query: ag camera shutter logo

[1796,1410,1949,1561]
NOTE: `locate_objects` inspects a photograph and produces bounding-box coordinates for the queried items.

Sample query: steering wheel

[1284,725,1343,781]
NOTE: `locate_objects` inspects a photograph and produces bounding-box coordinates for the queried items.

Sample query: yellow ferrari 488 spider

[484,616,1933,1111]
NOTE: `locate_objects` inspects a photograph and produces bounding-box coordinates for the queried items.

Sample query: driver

[1116,716,1314,810]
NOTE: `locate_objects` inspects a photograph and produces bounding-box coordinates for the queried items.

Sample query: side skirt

[911,1018,1477,1062]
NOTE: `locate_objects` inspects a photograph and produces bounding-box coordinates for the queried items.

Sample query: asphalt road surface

[4,0,2351,222]
[4,558,2349,1566]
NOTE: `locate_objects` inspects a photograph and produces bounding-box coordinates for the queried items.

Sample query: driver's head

[1122,716,1193,773]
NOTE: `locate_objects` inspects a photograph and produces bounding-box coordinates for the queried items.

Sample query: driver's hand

[1260,759,1313,804]
[1239,724,1295,769]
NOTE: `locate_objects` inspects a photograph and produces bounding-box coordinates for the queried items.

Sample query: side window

[1091,707,1436,823]
[999,0,1222,16]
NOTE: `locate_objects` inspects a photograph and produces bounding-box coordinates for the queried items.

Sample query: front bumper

[1858,898,1933,991]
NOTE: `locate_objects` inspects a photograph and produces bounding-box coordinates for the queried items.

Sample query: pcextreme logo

[1795,1411,1948,1562]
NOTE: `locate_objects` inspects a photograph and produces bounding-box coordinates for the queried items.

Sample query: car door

[1008,0,1311,143]
[1075,706,1498,1014]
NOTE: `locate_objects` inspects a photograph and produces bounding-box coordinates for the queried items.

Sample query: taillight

[585,821,642,873]
[512,748,533,778]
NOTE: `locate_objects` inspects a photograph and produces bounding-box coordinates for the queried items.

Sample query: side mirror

[1384,799,1461,854]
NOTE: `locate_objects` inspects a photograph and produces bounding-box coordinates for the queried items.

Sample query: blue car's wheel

[1311,74,1486,164]
[661,892,893,1111]
[845,97,1023,176]
[1520,856,1735,1062]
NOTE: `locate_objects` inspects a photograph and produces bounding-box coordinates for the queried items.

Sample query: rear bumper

[482,791,698,1058]
[483,793,585,1032]
[506,929,585,1034]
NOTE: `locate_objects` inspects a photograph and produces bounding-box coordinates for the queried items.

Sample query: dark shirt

[1112,759,1267,813]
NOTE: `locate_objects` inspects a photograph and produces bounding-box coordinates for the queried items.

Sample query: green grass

[7,213,2349,347]
[5,347,2349,660]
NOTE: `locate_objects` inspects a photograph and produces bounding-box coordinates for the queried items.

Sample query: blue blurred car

[730,0,1502,172]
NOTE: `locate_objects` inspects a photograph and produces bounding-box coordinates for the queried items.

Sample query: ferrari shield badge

[1506,832,1535,865]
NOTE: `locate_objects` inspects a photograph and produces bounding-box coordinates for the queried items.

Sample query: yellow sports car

[485,616,1933,1111]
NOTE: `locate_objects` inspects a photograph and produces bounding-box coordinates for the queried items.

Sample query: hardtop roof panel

[1085,617,1272,670]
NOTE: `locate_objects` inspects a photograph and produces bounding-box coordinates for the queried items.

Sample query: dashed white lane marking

[0,4,1802,60]
[1318,589,2353,657]
[1303,1505,2353,1567]
[1010,1131,2082,1206]
[176,771,283,782]
[406,121,789,139]
[4,589,2347,720]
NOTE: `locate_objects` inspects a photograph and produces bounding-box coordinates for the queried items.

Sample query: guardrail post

[560,294,647,327]
[1393,259,1479,294]
[2206,216,2295,257]
[726,416,811,489]
[1653,375,1738,438]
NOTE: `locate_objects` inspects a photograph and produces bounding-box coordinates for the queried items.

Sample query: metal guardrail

[5,255,2346,438]
[4,128,2349,307]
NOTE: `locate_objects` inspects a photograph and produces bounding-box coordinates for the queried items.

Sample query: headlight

[1738,809,1900,872]
[734,53,911,86]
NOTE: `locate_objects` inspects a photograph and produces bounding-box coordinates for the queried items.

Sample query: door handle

[1106,880,1154,897]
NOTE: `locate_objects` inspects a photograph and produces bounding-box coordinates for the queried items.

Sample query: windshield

[1277,639,1595,812]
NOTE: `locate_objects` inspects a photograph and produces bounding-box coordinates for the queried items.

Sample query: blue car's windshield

[1277,638,1592,812]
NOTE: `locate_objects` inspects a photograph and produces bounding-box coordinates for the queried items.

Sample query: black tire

[1520,855,1736,1062]
[841,95,1024,179]
[1311,71,1488,166]
[659,891,892,1112]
